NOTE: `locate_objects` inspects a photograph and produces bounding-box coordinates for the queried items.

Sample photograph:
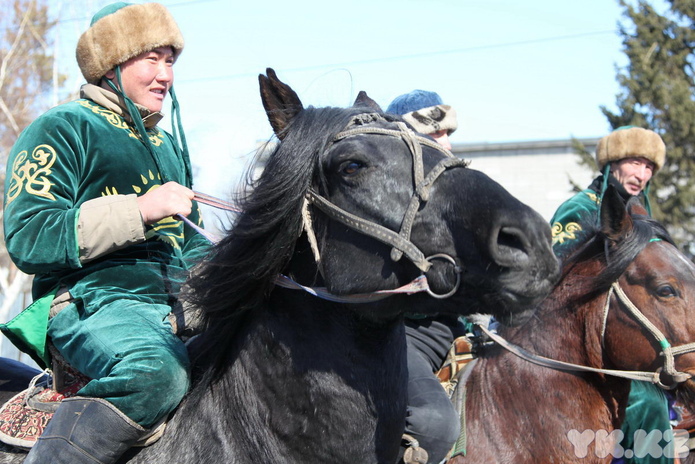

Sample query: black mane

[563,201,673,296]
[186,105,372,379]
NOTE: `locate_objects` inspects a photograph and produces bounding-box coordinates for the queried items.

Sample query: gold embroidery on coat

[6,145,57,205]
[78,100,129,129]
[551,222,582,246]
[78,100,164,146]
[101,177,182,249]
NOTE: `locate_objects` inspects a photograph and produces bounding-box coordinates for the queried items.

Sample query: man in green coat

[550,126,675,464]
[2,3,208,463]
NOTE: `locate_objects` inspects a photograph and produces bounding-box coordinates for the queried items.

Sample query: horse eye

[340,161,364,176]
[655,284,677,298]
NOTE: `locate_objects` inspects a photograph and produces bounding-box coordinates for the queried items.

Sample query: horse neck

[165,291,408,463]
[464,289,629,464]
[505,271,606,367]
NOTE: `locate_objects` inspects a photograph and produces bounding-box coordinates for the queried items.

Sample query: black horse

[0,69,559,463]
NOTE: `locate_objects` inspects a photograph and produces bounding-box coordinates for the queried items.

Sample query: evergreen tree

[603,0,695,251]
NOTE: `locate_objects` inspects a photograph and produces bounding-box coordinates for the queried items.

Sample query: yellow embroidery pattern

[78,100,129,130]
[101,172,183,249]
[148,131,164,147]
[78,100,164,146]
[551,222,582,246]
[585,192,599,203]
[6,145,57,205]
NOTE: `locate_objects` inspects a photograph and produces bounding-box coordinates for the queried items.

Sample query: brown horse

[449,186,695,464]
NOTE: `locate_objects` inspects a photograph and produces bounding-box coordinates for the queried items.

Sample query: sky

[50,0,636,228]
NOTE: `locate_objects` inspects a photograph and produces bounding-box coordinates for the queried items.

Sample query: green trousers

[47,298,190,428]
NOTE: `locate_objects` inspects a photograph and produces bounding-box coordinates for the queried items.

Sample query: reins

[479,279,695,390]
[180,114,469,303]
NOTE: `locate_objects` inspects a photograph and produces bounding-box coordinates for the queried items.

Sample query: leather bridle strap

[306,190,432,272]
[307,118,468,273]
[478,324,672,386]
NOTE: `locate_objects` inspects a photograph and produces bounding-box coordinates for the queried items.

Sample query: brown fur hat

[76,2,184,84]
[596,126,666,172]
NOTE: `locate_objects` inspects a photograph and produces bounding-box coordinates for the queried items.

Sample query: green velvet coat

[4,97,207,306]
[550,177,603,258]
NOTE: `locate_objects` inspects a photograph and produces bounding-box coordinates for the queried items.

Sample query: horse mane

[186,105,371,379]
[561,203,673,299]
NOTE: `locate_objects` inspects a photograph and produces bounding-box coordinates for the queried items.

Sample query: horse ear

[259,68,303,140]
[626,196,649,217]
[600,185,632,241]
[353,91,382,111]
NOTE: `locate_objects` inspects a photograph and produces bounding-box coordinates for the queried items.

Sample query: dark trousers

[404,339,460,464]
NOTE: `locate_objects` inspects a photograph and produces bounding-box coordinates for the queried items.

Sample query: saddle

[0,344,170,450]
[0,345,90,448]
[0,291,202,449]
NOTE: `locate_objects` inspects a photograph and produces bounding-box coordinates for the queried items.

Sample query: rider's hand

[136,181,195,225]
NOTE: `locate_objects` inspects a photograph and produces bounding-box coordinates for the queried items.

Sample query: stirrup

[401,434,428,464]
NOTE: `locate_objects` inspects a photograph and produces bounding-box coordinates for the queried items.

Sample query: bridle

[478,242,695,390]
[186,113,470,303]
[297,113,469,300]
[601,282,695,388]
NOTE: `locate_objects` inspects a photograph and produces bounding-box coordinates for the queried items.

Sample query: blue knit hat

[386,90,443,115]
[386,90,457,135]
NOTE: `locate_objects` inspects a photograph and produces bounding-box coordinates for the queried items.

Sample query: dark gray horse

[0,69,559,463]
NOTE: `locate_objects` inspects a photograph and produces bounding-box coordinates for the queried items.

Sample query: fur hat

[76,2,184,84]
[596,126,666,172]
[386,90,458,135]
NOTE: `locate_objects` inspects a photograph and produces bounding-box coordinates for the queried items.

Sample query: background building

[452,137,599,222]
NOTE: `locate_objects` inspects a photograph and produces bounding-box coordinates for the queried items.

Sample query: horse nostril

[491,226,531,268]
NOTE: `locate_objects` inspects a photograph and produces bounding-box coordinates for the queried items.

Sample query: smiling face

[104,46,175,113]
[610,156,655,195]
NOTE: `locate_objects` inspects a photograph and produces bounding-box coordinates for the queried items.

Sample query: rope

[478,280,695,389]
[274,274,431,303]
[193,191,241,212]
[478,325,663,384]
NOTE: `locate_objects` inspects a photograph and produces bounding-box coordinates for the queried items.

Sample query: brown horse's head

[594,187,695,410]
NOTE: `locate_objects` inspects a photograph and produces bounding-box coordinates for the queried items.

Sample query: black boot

[23,397,146,464]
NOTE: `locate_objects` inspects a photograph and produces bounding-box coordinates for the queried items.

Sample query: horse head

[573,186,695,410]
[256,68,559,324]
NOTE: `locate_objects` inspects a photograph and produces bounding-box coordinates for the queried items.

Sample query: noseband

[302,113,468,299]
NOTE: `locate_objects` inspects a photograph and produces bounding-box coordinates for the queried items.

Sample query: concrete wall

[451,137,601,222]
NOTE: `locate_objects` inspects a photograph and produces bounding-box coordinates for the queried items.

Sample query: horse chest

[225,306,408,462]
[460,354,619,464]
